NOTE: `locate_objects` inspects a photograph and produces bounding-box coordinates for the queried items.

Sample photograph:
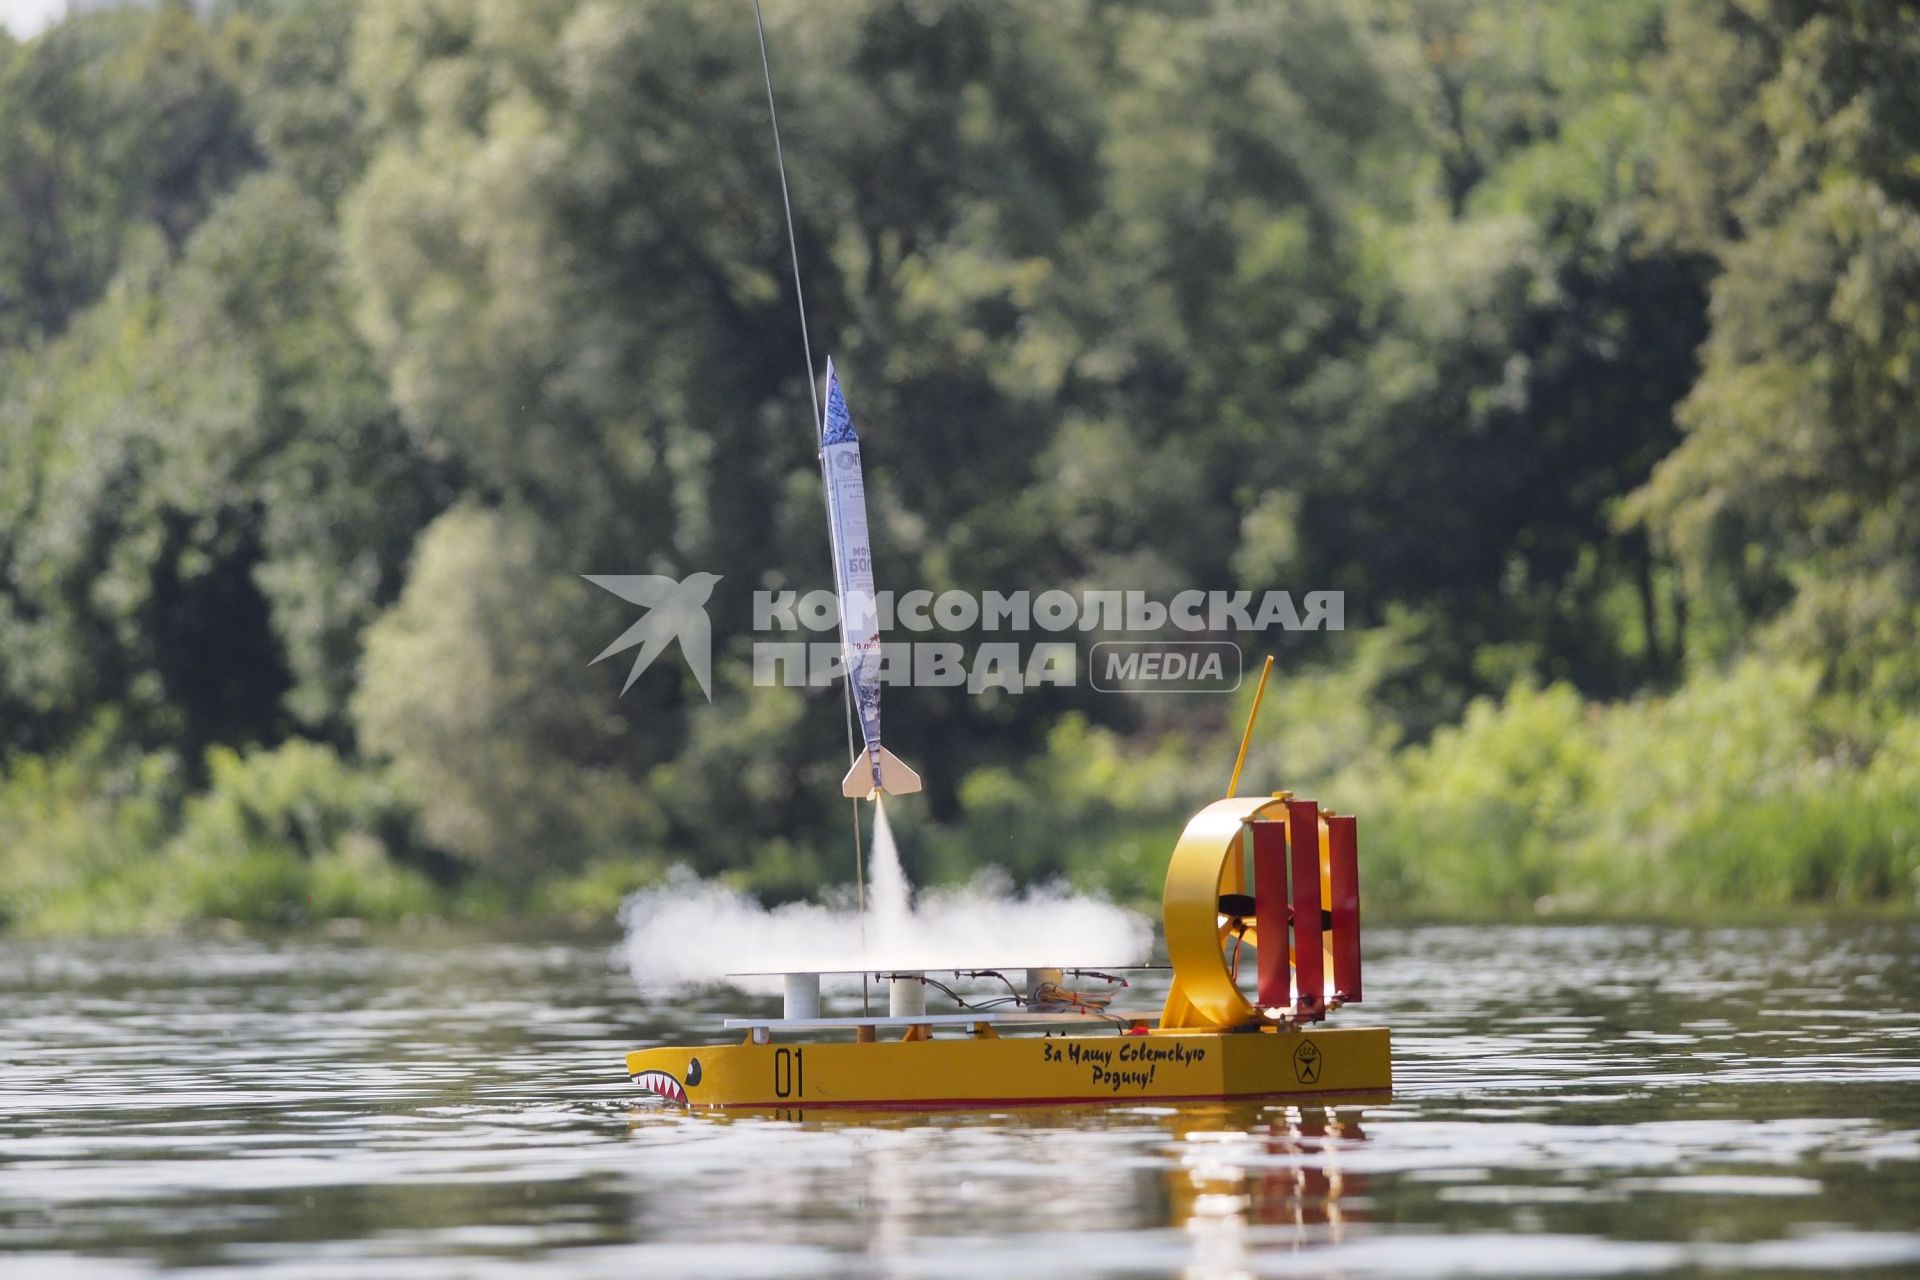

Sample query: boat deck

[722,1010,1157,1032]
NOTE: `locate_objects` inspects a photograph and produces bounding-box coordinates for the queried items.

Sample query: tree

[0,7,256,348]
[1629,0,1920,696]
[352,504,667,880]
[0,174,433,756]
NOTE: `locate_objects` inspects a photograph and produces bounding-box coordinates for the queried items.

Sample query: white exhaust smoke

[621,799,1153,991]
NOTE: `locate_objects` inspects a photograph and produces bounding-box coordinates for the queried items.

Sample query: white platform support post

[783,972,821,1021]
[888,973,927,1018]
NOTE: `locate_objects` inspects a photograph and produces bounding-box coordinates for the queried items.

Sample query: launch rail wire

[751,0,872,1003]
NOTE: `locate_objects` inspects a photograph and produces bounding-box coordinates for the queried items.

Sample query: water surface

[3,923,1917,1277]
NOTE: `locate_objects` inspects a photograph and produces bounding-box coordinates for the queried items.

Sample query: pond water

[2,923,1917,1278]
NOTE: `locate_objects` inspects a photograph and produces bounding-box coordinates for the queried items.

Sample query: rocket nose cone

[821,362,858,446]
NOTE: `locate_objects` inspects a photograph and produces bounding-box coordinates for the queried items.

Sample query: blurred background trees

[1,0,1916,930]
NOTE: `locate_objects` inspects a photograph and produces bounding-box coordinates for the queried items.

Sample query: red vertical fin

[1252,818,1289,1011]
[1287,799,1324,1021]
[1328,814,1362,1003]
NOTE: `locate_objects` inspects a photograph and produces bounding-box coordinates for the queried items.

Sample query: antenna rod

[752,0,823,441]
[1226,655,1276,798]
[752,0,868,976]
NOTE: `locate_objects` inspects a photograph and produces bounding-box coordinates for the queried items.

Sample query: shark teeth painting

[630,1062,697,1104]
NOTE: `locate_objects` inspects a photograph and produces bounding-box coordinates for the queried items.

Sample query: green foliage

[0,716,185,933]
[3,0,1920,931]
[231,0,369,204]
[176,173,435,731]
[1338,660,1920,914]
[0,6,257,346]
[924,713,1201,901]
[156,740,435,926]
[1629,1,1920,695]
[352,504,660,882]
[0,732,435,933]
[930,649,1920,918]
[172,740,414,868]
[0,171,432,752]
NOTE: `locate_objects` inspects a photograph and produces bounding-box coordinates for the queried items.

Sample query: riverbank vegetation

[2,0,1917,933]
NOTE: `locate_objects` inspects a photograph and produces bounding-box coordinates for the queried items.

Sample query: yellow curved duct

[1160,794,1334,1029]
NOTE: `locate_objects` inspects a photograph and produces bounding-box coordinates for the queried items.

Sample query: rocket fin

[841,747,922,799]
[877,747,922,796]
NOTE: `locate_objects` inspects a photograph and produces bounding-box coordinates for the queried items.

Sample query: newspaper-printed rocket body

[821,358,921,800]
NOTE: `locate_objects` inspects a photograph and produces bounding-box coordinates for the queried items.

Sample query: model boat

[623,365,1389,1110]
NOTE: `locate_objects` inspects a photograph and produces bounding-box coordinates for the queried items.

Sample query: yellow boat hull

[627,1025,1389,1110]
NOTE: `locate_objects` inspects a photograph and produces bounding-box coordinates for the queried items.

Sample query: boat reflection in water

[624,1101,1367,1274]
[1170,1105,1368,1276]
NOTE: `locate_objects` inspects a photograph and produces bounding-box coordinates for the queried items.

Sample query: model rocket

[820,358,922,800]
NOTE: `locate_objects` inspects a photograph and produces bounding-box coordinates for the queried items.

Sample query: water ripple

[1,923,1917,1277]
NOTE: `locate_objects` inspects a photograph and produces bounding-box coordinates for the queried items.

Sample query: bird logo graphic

[584,572,722,700]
